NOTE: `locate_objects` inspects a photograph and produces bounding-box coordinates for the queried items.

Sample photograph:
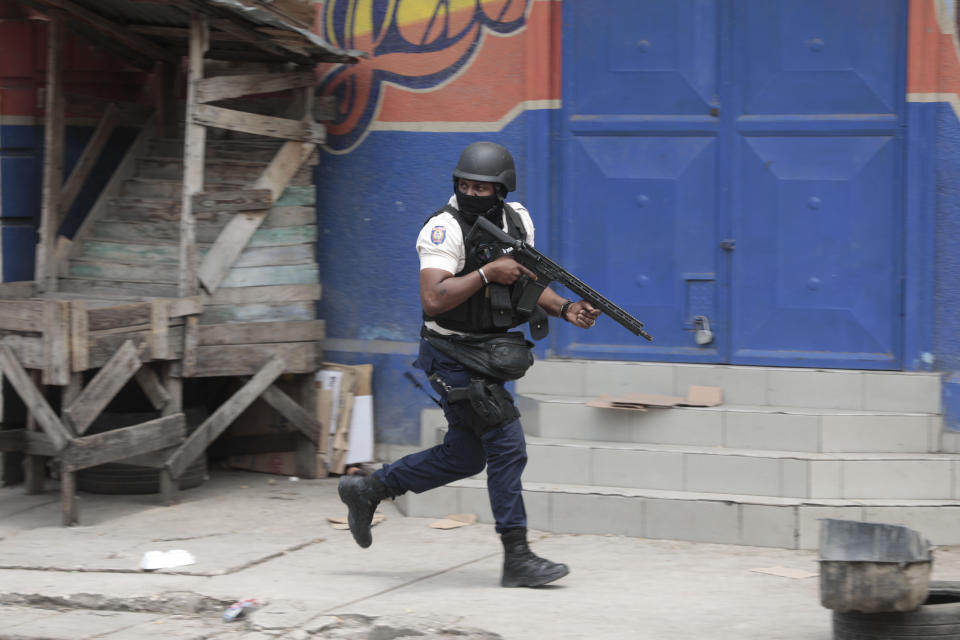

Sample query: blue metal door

[558,0,906,369]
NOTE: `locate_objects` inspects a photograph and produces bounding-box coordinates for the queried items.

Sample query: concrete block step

[518,360,942,413]
[521,437,960,500]
[395,478,960,549]
[517,393,943,453]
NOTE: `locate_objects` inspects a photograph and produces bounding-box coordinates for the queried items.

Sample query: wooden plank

[299,373,324,477]
[221,264,318,288]
[150,300,170,360]
[198,319,323,346]
[58,103,119,216]
[206,16,313,64]
[192,104,325,144]
[169,297,204,318]
[43,301,70,386]
[87,303,152,331]
[193,189,272,212]
[196,71,316,103]
[63,340,143,435]
[135,364,172,410]
[0,301,46,332]
[35,9,64,293]
[182,315,199,377]
[180,13,209,298]
[61,458,77,525]
[166,355,285,476]
[0,335,45,370]
[33,0,177,62]
[228,243,315,268]
[191,343,316,377]
[159,363,182,504]
[207,283,320,305]
[199,301,314,325]
[70,300,89,372]
[198,141,317,293]
[261,383,319,444]
[0,429,24,453]
[59,277,178,299]
[0,281,35,299]
[23,430,59,457]
[275,185,316,207]
[87,326,184,369]
[64,414,186,471]
[0,345,72,450]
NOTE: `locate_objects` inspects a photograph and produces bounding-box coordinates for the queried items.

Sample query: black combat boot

[337,474,398,548]
[500,528,570,587]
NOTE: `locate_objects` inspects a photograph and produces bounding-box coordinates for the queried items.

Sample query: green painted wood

[248,225,316,247]
[198,301,315,325]
[274,185,315,207]
[82,241,178,263]
[220,264,318,288]
[81,241,315,267]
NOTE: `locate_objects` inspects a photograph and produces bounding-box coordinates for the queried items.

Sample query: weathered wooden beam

[24,430,59,457]
[0,301,46,332]
[196,71,315,104]
[134,364,172,410]
[261,383,319,444]
[169,296,204,318]
[180,13,209,298]
[191,343,315,377]
[166,355,285,477]
[43,300,70,385]
[35,9,64,293]
[0,281,35,299]
[191,104,325,144]
[0,429,25,453]
[0,345,72,450]
[298,373,323,477]
[207,283,320,305]
[206,17,312,64]
[198,141,316,293]
[64,413,186,471]
[182,316,199,377]
[59,103,119,217]
[70,300,89,372]
[150,299,170,360]
[198,319,323,346]
[32,0,177,63]
[193,189,273,212]
[159,362,182,505]
[63,340,143,435]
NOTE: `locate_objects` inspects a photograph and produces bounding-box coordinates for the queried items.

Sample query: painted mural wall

[312,0,560,445]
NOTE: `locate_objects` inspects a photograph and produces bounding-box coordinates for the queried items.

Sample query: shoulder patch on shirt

[430,225,447,245]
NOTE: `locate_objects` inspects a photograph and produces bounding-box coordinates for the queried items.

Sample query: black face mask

[455,191,501,222]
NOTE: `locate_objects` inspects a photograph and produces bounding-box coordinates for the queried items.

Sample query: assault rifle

[469,215,653,341]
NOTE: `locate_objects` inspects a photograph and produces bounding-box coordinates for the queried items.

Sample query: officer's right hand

[482,255,537,285]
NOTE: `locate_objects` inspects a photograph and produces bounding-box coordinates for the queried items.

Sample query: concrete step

[517,393,943,453]
[520,437,960,500]
[395,478,960,548]
[518,360,942,413]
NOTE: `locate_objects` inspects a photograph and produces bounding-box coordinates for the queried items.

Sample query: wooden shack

[0,0,362,524]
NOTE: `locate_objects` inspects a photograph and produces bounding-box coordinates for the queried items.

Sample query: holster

[444,376,519,436]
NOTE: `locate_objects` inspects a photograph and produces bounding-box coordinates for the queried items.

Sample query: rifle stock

[472,216,653,341]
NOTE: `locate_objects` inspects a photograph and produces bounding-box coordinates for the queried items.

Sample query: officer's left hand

[565,300,601,329]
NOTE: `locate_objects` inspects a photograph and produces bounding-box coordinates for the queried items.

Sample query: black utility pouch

[446,378,519,435]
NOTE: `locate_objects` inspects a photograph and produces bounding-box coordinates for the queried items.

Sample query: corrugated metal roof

[22,0,364,64]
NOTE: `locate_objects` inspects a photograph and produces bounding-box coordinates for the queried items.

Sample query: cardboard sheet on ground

[328,514,385,530]
[750,565,818,579]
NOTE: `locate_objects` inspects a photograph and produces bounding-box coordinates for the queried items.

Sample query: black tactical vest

[422,204,529,334]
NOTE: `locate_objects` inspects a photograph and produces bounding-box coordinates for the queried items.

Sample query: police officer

[338,141,601,588]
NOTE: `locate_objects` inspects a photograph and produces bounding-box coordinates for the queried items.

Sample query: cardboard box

[316,362,374,474]
[586,386,723,411]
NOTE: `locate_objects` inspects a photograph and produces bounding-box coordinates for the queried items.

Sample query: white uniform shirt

[417,195,535,335]
[416,195,535,275]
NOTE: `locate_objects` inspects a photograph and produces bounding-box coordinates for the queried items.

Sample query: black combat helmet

[453,141,516,195]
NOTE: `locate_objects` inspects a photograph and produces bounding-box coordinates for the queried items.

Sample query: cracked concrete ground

[2,469,959,639]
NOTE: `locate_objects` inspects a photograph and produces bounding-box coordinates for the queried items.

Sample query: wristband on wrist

[477,267,489,286]
[558,300,573,320]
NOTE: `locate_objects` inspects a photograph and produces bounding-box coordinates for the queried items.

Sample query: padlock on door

[693,316,714,345]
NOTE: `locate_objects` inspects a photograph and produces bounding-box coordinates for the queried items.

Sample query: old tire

[833,581,960,639]
[76,407,208,495]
